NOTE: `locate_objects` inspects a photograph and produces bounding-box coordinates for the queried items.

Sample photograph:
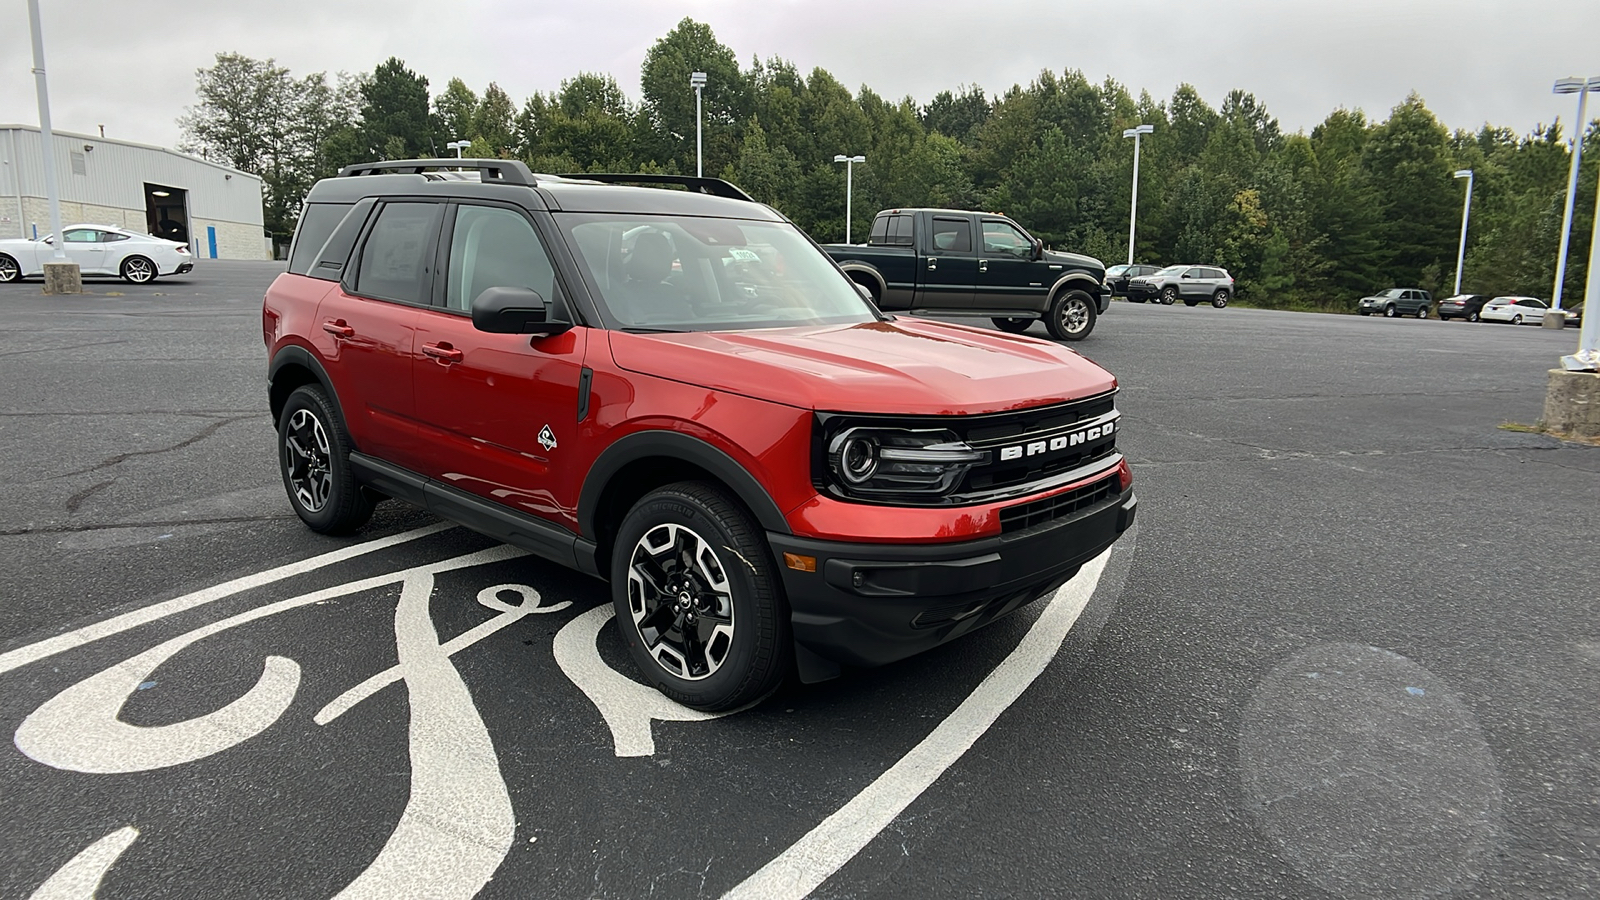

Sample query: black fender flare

[577,430,793,541]
[267,344,346,431]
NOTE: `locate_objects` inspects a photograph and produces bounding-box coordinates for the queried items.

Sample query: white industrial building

[0,124,268,260]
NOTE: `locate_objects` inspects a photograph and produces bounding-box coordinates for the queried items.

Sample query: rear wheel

[0,254,19,283]
[120,255,156,284]
[1045,289,1097,341]
[612,482,790,711]
[1212,290,1230,308]
[1415,305,1428,319]
[991,317,1033,334]
[1159,286,1179,305]
[278,385,375,534]
[1512,314,1523,325]
[1468,311,1480,322]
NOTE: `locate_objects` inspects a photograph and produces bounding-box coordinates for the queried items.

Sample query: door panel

[60,229,105,273]
[976,220,1046,311]
[312,289,420,465]
[916,215,977,308]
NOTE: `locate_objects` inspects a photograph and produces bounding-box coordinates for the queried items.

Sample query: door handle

[422,342,463,363]
[322,319,354,338]
[927,258,938,271]
[978,259,988,273]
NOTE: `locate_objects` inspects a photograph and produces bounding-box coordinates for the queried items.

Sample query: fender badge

[537,425,558,451]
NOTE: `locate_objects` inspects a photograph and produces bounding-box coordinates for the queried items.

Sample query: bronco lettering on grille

[997,420,1115,462]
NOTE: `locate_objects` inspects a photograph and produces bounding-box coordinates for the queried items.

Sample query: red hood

[606,318,1116,416]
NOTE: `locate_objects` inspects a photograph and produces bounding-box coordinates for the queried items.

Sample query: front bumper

[769,489,1136,674]
[1125,283,1158,300]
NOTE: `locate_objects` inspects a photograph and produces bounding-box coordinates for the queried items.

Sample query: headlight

[825,427,986,497]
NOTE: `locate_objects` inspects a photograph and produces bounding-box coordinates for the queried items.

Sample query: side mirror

[1032,239,1044,261]
[470,286,570,336]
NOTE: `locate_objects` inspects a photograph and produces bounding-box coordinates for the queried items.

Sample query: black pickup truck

[823,208,1108,340]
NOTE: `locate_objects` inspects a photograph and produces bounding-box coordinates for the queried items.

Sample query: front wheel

[120,255,156,284]
[0,254,20,283]
[278,385,375,534]
[1212,290,1230,308]
[1045,289,1097,341]
[1159,286,1178,305]
[612,482,791,711]
[1383,304,1397,318]
[991,317,1033,334]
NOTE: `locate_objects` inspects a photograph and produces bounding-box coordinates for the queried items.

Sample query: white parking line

[722,550,1110,900]
[0,523,453,678]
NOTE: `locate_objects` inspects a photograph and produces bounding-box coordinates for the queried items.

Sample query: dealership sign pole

[26,0,79,292]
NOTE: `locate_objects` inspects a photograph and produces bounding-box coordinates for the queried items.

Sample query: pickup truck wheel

[1045,289,1096,341]
[612,482,790,712]
[991,317,1033,334]
[278,385,375,534]
[1212,290,1230,308]
[1159,286,1178,305]
[0,254,19,283]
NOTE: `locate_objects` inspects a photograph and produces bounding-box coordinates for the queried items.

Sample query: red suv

[263,160,1136,710]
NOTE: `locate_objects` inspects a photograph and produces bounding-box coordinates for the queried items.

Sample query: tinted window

[288,202,352,276]
[101,231,130,243]
[892,215,914,246]
[869,215,889,245]
[354,202,442,305]
[445,205,556,313]
[930,217,971,253]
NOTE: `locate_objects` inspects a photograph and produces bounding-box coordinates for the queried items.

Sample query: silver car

[1129,265,1235,307]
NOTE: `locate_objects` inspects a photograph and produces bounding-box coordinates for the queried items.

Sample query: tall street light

[446,139,471,158]
[1552,76,1600,311]
[1122,125,1153,266]
[833,155,866,244]
[1453,169,1474,296]
[690,71,707,177]
[26,0,76,294]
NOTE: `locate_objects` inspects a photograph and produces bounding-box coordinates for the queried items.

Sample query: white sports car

[0,224,194,284]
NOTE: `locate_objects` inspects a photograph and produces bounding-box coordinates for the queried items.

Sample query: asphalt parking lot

[1,262,1596,899]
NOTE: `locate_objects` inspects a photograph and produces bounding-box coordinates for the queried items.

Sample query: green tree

[639,18,745,174]
[434,78,478,144]
[360,57,437,159]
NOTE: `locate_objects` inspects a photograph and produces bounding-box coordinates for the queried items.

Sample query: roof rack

[338,158,535,186]
[562,173,754,202]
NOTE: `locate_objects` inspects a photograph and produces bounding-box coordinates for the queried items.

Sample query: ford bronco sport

[263,160,1136,711]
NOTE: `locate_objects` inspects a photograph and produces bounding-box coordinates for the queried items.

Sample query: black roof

[306,159,781,221]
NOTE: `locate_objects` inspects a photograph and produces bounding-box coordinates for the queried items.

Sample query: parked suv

[1357,288,1431,318]
[263,160,1137,711]
[1104,264,1162,299]
[1126,265,1234,307]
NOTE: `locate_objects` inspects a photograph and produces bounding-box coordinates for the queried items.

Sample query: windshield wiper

[620,326,685,334]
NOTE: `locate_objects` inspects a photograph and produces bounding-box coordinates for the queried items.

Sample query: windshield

[558,214,879,332]
[1381,289,1406,298]
[1105,265,1129,277]
[1156,266,1187,275]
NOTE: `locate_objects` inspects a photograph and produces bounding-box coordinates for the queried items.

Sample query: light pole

[1552,76,1600,311]
[446,139,471,159]
[26,0,76,293]
[833,154,865,244]
[1122,125,1153,266]
[690,71,707,177]
[1452,169,1473,296]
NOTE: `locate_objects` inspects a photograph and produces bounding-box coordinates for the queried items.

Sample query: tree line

[178,18,1597,309]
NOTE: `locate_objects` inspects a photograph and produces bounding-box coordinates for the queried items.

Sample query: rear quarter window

[288,203,352,276]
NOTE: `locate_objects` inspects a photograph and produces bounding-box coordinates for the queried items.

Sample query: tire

[1159,286,1179,305]
[991,317,1032,334]
[120,255,156,284]
[1045,289,1097,341]
[278,384,375,535]
[612,482,791,711]
[1512,315,1522,326]
[0,254,19,283]
[1468,311,1480,323]
[1212,290,1230,308]
[1415,305,1427,319]
[1383,304,1397,318]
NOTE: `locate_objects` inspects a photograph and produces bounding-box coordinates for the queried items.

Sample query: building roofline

[0,123,262,183]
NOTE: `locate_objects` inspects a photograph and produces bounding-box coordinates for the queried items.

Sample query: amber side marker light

[783,553,817,572]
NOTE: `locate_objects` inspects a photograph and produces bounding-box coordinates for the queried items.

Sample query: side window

[288,202,352,276]
[930,217,972,253]
[354,202,442,305]
[982,221,1031,257]
[101,231,130,243]
[869,216,889,245]
[892,215,914,246]
[445,205,556,313]
[63,229,98,243]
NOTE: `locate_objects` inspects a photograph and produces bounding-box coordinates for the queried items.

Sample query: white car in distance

[1479,296,1549,326]
[0,224,194,284]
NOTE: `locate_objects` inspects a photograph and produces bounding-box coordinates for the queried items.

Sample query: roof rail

[338,158,535,186]
[562,173,755,202]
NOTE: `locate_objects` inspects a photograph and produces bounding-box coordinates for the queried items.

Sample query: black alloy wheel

[278,385,375,534]
[120,256,156,284]
[0,254,19,283]
[612,482,790,711]
[1046,289,1097,341]
[991,317,1033,334]
[1160,286,1179,305]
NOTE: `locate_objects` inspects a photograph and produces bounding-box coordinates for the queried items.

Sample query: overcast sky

[2,0,1597,151]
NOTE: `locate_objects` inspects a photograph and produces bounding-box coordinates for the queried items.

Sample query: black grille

[999,475,1119,533]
